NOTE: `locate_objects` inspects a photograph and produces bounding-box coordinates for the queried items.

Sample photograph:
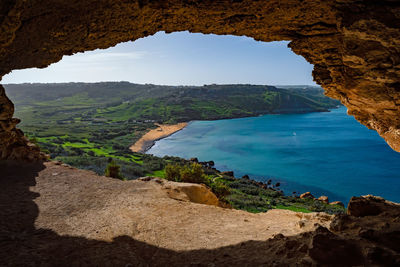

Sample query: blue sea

[147,106,400,204]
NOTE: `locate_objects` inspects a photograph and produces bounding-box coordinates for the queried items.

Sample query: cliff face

[0,85,46,161]
[0,0,399,159]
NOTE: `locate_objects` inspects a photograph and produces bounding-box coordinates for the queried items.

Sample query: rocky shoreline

[188,157,345,212]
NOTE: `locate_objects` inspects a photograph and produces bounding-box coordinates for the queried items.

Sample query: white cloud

[62,51,148,64]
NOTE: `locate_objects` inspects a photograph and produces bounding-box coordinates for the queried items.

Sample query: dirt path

[130,122,188,153]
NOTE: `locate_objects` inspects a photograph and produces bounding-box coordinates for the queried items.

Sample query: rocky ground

[1,161,399,266]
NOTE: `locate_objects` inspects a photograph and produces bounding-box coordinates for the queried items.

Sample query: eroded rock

[317,196,329,204]
[347,194,400,217]
[300,192,315,199]
[144,177,222,206]
[0,85,47,161]
[330,201,345,207]
[1,162,400,265]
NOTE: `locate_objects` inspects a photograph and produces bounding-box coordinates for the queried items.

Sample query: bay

[147,106,400,204]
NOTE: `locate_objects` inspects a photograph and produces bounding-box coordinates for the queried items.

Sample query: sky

[2,31,316,86]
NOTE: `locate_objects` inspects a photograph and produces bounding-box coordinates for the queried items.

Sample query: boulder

[163,182,219,206]
[347,195,400,217]
[347,196,382,217]
[318,196,329,204]
[242,174,249,179]
[189,157,198,163]
[221,171,234,177]
[261,184,268,189]
[330,201,344,207]
[300,192,315,199]
[308,226,363,266]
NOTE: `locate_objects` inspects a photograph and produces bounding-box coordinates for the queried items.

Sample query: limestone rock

[221,171,234,177]
[308,226,363,266]
[300,192,315,199]
[318,196,329,203]
[162,180,220,206]
[347,195,400,217]
[0,85,47,161]
[189,157,198,163]
[1,162,400,265]
[330,201,344,207]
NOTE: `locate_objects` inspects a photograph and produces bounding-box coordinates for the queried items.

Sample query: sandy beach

[130,122,188,153]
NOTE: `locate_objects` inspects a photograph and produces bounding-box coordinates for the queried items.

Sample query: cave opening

[1,1,400,265]
[2,31,400,206]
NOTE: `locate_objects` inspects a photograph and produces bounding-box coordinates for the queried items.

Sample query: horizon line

[2,81,320,87]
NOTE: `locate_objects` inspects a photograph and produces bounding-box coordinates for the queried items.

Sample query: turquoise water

[147,107,400,204]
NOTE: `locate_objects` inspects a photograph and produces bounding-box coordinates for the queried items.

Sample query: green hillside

[6,83,339,124]
[4,82,340,165]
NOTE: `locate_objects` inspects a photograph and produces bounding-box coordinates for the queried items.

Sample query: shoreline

[130,122,188,153]
[129,106,342,154]
[129,106,340,153]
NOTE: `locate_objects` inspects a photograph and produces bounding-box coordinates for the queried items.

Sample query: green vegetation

[5,83,337,161]
[3,82,344,214]
[165,163,230,199]
[105,159,124,180]
[162,162,344,214]
[213,174,344,214]
[166,163,208,184]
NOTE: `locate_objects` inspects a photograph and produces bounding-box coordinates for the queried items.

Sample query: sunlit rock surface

[1,162,399,265]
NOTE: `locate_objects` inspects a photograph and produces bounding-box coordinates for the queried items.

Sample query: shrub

[165,163,208,184]
[180,163,208,184]
[105,159,124,180]
[210,181,230,199]
[165,164,182,182]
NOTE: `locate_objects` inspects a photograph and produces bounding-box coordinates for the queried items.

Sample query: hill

[4,82,340,161]
[6,82,340,124]
[4,81,340,167]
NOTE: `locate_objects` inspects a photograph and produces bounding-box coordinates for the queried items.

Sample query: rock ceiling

[0,0,399,160]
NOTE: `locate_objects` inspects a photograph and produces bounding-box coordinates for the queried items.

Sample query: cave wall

[0,0,399,160]
[0,85,47,161]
